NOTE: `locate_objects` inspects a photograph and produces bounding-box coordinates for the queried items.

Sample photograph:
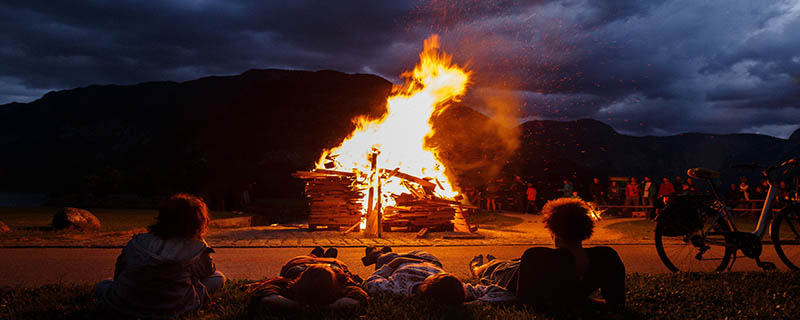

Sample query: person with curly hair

[96,193,226,318]
[469,198,625,310]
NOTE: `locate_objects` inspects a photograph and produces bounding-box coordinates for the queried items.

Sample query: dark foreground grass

[2,272,799,320]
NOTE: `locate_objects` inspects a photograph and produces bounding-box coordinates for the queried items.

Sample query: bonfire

[294,35,476,236]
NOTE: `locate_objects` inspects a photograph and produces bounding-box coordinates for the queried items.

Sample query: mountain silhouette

[1,69,797,205]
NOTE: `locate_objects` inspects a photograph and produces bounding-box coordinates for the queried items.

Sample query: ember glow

[316,35,469,221]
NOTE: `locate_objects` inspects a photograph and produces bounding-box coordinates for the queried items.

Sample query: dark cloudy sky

[2,0,799,138]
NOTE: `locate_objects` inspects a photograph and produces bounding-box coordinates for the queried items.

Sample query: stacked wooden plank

[294,168,478,233]
[293,170,364,230]
[382,201,456,231]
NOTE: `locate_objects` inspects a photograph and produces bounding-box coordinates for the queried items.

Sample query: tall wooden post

[376,166,382,238]
[364,151,380,237]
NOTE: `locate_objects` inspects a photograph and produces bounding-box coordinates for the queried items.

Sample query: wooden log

[381,169,436,189]
[342,220,362,234]
[313,168,357,177]
[416,227,429,239]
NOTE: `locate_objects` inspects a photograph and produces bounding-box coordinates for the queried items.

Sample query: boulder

[52,207,101,231]
[0,221,10,233]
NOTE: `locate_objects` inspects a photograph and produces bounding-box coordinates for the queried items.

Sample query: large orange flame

[316,35,469,217]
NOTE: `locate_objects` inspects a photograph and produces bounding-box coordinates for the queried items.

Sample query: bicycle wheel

[771,208,800,270]
[655,205,733,272]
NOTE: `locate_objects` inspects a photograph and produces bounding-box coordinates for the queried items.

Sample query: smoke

[427,77,522,189]
[428,32,523,187]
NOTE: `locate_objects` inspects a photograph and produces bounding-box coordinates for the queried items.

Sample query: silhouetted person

[589,178,605,204]
[607,181,622,205]
[96,194,226,318]
[725,183,742,208]
[525,183,538,214]
[641,176,656,207]
[560,180,574,198]
[739,177,750,201]
[624,177,640,215]
[658,177,675,198]
[511,176,526,212]
[470,198,625,310]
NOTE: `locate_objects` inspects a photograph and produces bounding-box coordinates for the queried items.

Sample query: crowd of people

[94,194,625,318]
[463,174,797,214]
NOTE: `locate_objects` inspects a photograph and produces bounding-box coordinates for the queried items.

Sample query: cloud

[0,0,798,138]
[0,0,417,103]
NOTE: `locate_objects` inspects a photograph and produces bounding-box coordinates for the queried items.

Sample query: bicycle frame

[656,158,800,272]
[703,174,779,240]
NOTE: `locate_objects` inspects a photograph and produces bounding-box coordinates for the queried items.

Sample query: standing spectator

[739,177,750,201]
[760,179,770,193]
[607,181,622,205]
[674,176,683,190]
[725,183,742,207]
[657,177,675,198]
[684,178,698,195]
[560,180,574,198]
[464,186,477,205]
[778,180,791,201]
[525,183,538,214]
[624,178,640,215]
[641,177,656,207]
[752,185,765,200]
[511,176,526,212]
[486,179,503,213]
[475,186,486,210]
[589,178,606,205]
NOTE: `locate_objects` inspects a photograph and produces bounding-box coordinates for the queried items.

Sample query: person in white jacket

[361,248,515,305]
[96,193,226,318]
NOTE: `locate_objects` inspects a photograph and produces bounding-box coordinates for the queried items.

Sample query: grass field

[0,207,242,238]
[1,272,798,319]
[604,214,767,240]
[468,211,525,230]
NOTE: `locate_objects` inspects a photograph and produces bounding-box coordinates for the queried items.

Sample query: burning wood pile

[295,35,477,236]
[294,166,476,233]
[380,169,473,231]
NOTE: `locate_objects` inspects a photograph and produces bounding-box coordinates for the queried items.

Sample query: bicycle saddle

[687,167,720,180]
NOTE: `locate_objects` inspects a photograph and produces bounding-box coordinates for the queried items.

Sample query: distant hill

[513,119,800,198]
[1,69,798,205]
[0,69,393,201]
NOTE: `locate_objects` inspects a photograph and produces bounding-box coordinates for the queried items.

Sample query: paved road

[0,245,790,287]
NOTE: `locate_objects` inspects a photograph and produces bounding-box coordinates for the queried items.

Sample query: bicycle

[654,158,800,272]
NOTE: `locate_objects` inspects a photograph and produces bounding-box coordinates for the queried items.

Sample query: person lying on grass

[361,247,515,305]
[246,246,368,312]
[469,198,626,310]
[96,193,226,318]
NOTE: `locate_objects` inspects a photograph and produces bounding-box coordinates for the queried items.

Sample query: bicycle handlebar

[780,158,799,167]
